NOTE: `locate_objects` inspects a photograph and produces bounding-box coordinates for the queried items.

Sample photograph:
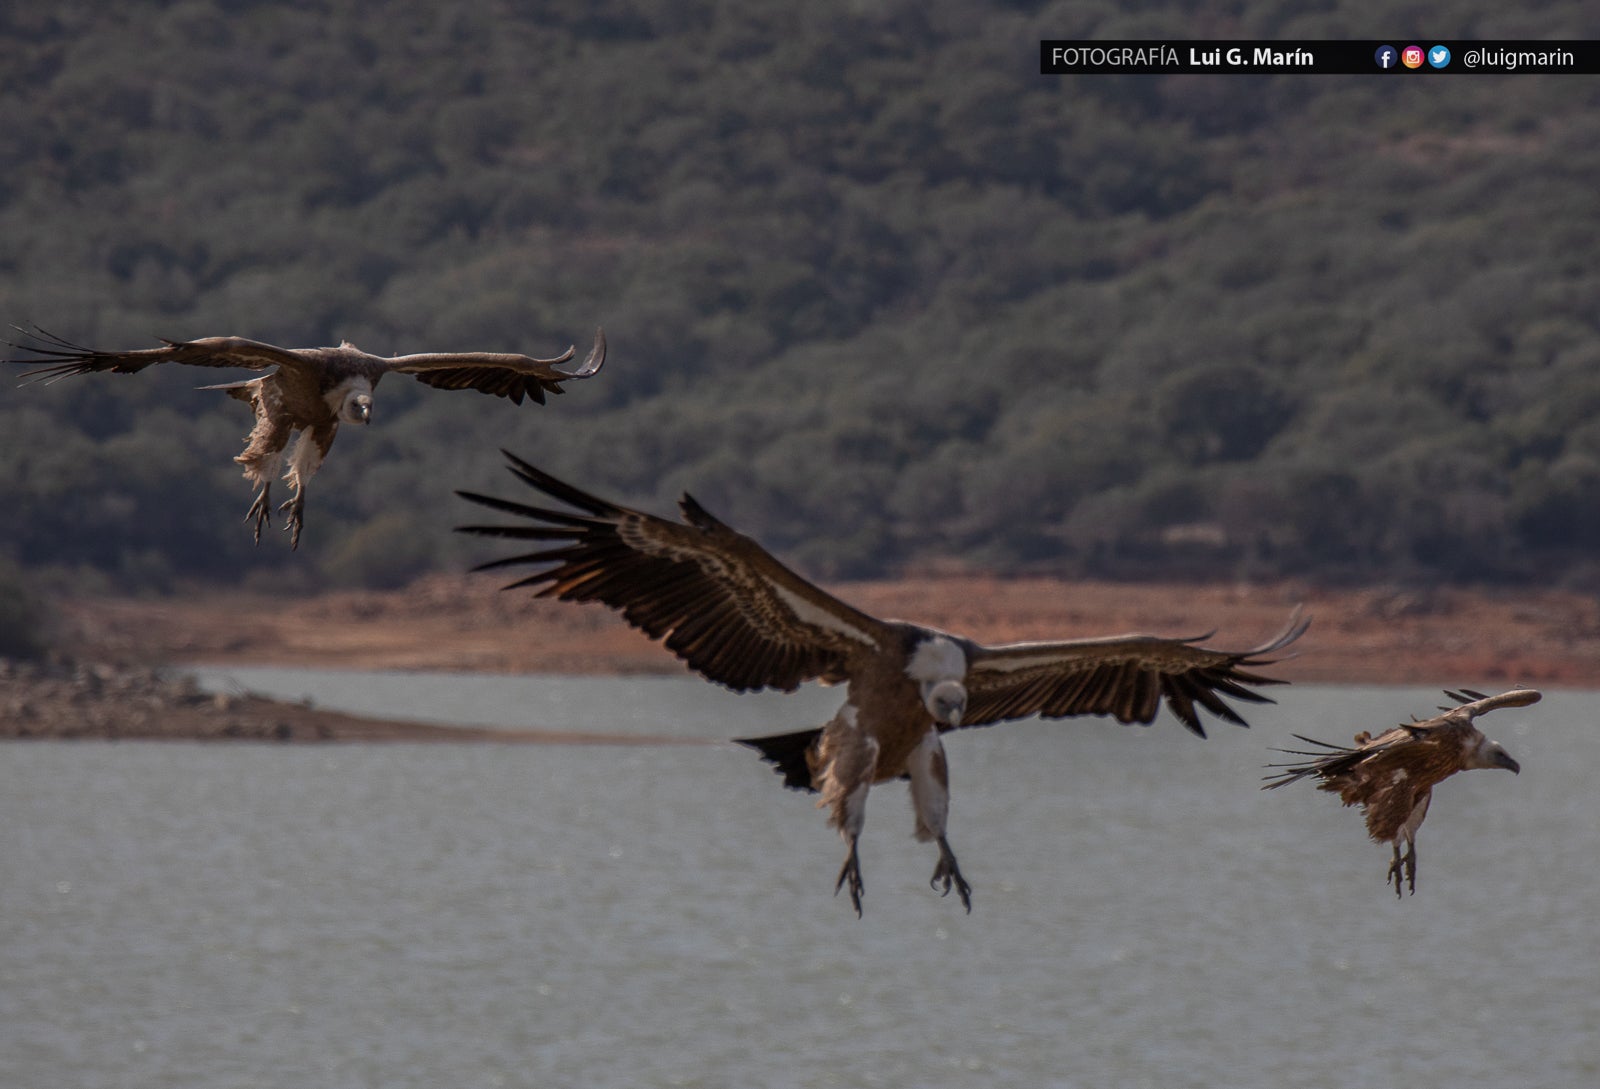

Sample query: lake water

[3,673,1595,1088]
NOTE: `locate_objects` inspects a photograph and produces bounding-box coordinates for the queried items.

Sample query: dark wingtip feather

[734,728,822,793]
[7,325,94,383]
[1161,680,1207,738]
[678,491,732,532]
[497,450,615,516]
[453,487,595,528]
[1237,606,1311,666]
[555,327,605,379]
[6,323,82,354]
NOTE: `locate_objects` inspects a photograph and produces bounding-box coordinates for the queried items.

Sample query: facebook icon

[1375,44,1398,69]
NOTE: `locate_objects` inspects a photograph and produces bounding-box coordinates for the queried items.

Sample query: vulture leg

[230,385,288,546]
[907,731,971,912]
[834,835,865,917]
[815,706,876,917]
[278,424,331,552]
[279,490,307,551]
[930,837,972,913]
[1386,839,1418,897]
[244,482,272,544]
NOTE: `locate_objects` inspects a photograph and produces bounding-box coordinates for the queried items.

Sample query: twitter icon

[1428,44,1451,68]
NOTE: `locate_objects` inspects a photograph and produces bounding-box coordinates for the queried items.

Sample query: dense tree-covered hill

[3,1,1599,593]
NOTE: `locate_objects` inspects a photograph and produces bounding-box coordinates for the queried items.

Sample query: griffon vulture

[456,451,1308,916]
[1263,687,1533,895]
[8,325,605,548]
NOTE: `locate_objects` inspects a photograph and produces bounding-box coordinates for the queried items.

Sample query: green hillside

[3,2,1599,593]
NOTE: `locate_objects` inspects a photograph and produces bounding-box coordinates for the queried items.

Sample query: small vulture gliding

[456,451,1308,916]
[1263,687,1532,896]
[7,325,605,548]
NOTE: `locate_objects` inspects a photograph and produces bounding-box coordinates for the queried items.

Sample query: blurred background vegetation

[0,557,51,658]
[3,1,1599,597]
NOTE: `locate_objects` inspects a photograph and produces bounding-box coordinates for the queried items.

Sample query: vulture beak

[1490,744,1521,774]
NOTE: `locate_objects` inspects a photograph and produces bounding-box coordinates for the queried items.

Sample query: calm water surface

[3,674,1595,1088]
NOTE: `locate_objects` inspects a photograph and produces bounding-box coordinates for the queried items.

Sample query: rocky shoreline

[0,656,705,744]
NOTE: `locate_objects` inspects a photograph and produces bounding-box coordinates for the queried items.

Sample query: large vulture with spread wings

[1264,687,1532,896]
[8,325,605,548]
[457,451,1308,915]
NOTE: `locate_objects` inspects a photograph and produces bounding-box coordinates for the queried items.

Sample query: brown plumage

[457,452,1308,915]
[1264,687,1533,895]
[8,325,605,548]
